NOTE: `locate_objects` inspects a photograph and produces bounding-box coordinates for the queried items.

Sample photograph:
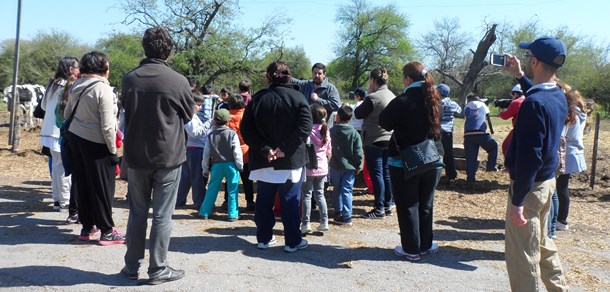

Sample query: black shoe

[65,214,79,224]
[361,210,385,219]
[148,267,185,285]
[335,216,353,226]
[385,208,394,217]
[121,266,138,280]
[246,202,256,212]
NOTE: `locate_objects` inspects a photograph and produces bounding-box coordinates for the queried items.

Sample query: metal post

[8,0,22,151]
[589,113,600,189]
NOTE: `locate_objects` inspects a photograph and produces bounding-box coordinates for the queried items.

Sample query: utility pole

[8,0,22,151]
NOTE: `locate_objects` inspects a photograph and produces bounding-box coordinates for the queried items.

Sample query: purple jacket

[306,124,332,177]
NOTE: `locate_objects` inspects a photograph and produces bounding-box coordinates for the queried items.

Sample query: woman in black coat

[379,61,442,261]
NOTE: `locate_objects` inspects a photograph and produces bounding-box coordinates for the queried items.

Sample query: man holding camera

[503,37,569,291]
[498,84,525,157]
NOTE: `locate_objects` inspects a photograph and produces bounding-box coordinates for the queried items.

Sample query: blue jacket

[505,83,567,206]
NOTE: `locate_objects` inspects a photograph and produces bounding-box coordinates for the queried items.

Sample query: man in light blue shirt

[437,84,461,182]
[463,94,497,183]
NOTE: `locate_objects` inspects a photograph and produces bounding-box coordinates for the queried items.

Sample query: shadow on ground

[169,226,502,272]
[0,266,134,288]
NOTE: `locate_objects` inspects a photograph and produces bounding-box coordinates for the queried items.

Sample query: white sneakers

[284,239,308,253]
[257,236,277,249]
[556,222,569,231]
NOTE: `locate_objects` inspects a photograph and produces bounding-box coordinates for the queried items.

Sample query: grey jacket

[358,85,395,146]
[202,125,243,174]
[291,77,341,114]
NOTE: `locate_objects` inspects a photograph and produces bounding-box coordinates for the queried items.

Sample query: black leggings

[556,173,571,224]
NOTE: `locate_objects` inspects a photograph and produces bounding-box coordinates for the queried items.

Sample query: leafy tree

[96,32,145,89]
[332,0,414,92]
[0,31,90,88]
[120,0,289,88]
[253,46,311,92]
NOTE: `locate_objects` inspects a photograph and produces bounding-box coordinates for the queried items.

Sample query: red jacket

[228,108,249,164]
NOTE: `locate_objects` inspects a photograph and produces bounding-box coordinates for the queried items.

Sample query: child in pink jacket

[301,104,332,234]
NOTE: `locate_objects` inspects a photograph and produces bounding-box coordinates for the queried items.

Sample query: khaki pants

[505,179,569,292]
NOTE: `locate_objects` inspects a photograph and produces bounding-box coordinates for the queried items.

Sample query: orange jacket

[228,108,249,163]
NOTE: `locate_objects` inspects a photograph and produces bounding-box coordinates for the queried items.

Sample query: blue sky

[1,0,608,64]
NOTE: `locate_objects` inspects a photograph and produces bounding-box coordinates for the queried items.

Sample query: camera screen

[491,54,505,66]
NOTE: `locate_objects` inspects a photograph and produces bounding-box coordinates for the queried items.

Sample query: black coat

[241,83,313,171]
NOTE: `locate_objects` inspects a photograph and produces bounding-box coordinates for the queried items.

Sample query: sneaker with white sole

[394,246,421,261]
[361,210,385,219]
[301,224,312,234]
[257,236,277,249]
[556,222,569,231]
[148,266,185,285]
[420,243,439,255]
[316,222,329,232]
[284,239,308,253]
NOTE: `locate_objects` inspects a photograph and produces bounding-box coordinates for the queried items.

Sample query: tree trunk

[459,24,497,105]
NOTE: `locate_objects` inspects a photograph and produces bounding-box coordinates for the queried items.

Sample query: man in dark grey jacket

[291,63,341,126]
[120,26,194,285]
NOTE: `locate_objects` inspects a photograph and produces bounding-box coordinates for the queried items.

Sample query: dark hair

[402,61,441,138]
[337,104,353,122]
[310,104,328,146]
[201,84,213,95]
[266,61,292,84]
[238,80,250,92]
[466,94,480,101]
[79,51,110,75]
[54,56,79,81]
[58,75,78,117]
[311,62,326,73]
[142,26,173,59]
[228,94,245,110]
[354,88,366,99]
[187,76,198,88]
[370,67,389,86]
[193,94,204,103]
[220,87,232,95]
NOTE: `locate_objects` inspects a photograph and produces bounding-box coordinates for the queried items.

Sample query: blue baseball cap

[519,37,567,68]
[436,84,450,97]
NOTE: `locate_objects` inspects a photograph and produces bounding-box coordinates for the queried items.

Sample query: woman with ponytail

[354,67,396,219]
[40,56,79,212]
[379,61,442,261]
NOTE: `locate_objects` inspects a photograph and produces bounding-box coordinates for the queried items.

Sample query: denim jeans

[548,190,559,237]
[441,131,457,179]
[463,133,498,182]
[330,169,355,220]
[124,166,181,275]
[176,147,207,209]
[255,179,303,248]
[301,175,328,225]
[364,144,393,213]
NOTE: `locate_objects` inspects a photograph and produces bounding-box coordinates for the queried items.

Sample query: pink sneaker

[98,230,126,246]
[79,227,101,241]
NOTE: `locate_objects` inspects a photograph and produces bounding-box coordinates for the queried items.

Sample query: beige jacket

[64,76,117,154]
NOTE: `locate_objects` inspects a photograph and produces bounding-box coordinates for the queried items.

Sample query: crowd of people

[37,25,586,290]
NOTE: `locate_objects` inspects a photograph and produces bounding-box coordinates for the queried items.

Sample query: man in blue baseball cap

[502,37,569,291]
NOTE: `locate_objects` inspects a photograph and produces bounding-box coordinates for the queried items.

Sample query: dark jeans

[240,163,254,204]
[464,133,498,182]
[364,144,393,213]
[68,132,116,234]
[441,131,457,179]
[176,147,207,209]
[389,166,441,254]
[556,173,571,224]
[255,180,302,248]
[68,179,78,216]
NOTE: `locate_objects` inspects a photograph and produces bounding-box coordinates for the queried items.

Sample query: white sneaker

[316,222,329,232]
[420,243,439,255]
[284,239,308,253]
[257,236,277,249]
[556,222,569,231]
[301,224,312,234]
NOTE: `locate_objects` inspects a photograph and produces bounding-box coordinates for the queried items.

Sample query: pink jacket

[306,124,332,177]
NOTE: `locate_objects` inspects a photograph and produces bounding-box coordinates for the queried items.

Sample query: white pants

[50,150,71,206]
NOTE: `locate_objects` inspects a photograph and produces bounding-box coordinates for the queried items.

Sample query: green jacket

[329,123,363,171]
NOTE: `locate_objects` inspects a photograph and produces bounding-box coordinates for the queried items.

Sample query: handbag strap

[65,80,103,126]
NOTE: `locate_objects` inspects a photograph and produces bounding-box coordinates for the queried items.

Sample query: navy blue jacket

[505,84,567,206]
